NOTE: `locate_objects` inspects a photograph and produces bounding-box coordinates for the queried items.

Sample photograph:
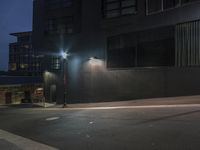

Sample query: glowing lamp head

[61,51,68,59]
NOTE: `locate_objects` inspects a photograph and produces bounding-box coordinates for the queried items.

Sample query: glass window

[45,16,73,34]
[106,2,120,10]
[122,7,137,15]
[107,35,136,68]
[45,0,72,9]
[103,0,137,18]
[45,18,58,34]
[137,39,175,67]
[147,0,162,14]
[107,47,136,68]
[107,27,175,68]
[105,10,120,18]
[60,16,73,33]
[51,57,61,70]
[181,0,200,4]
[62,0,72,7]
[9,63,17,71]
[45,0,60,10]
[147,0,200,15]
[163,0,179,9]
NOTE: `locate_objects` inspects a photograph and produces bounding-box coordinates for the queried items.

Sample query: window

[45,16,73,34]
[147,0,162,14]
[107,47,136,68]
[45,18,58,33]
[45,0,60,10]
[107,26,175,68]
[137,39,175,67]
[60,16,74,34]
[147,0,200,15]
[51,57,61,70]
[102,0,137,18]
[62,0,72,7]
[163,0,180,9]
[181,0,200,4]
[20,64,29,69]
[45,0,72,10]
[107,35,136,68]
[18,36,30,43]
[9,63,17,71]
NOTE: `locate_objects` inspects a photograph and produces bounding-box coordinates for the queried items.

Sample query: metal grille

[175,20,200,66]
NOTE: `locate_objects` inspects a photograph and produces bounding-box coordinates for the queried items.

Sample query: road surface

[0,104,200,150]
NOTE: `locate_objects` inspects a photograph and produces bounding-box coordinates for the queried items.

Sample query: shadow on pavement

[136,109,200,125]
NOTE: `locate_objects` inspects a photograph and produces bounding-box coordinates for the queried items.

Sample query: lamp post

[61,51,68,108]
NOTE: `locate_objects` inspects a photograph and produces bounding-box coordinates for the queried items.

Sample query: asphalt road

[0,105,200,150]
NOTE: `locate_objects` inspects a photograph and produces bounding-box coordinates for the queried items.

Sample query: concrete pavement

[0,129,58,150]
[51,95,200,109]
[1,95,200,150]
[1,95,200,109]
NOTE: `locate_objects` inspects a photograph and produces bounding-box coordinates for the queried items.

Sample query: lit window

[52,57,61,70]
[20,64,29,69]
[9,63,17,71]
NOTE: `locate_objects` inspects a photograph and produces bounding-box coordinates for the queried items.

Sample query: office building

[9,31,42,76]
[33,0,200,103]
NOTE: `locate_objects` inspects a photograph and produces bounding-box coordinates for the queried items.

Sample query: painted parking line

[46,117,60,121]
[0,129,59,150]
[42,104,200,111]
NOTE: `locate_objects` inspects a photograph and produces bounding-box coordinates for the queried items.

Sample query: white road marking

[89,121,94,124]
[42,104,200,111]
[0,129,59,150]
[46,117,60,121]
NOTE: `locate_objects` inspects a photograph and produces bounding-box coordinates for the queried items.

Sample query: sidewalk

[1,95,200,109]
[54,95,200,109]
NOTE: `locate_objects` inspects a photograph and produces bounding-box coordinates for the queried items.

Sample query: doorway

[5,92,12,104]
[50,85,56,102]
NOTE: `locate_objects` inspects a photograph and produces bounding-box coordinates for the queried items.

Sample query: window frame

[106,27,175,69]
[102,0,138,19]
[146,0,200,15]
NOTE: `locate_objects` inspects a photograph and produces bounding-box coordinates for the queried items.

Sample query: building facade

[9,32,42,76]
[33,0,200,103]
[0,76,42,104]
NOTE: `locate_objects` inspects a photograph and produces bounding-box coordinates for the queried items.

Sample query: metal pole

[63,58,67,107]
[43,72,46,108]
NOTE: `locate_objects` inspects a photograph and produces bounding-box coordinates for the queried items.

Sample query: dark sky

[0,0,33,71]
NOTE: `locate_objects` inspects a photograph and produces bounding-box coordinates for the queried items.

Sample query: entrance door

[5,92,12,104]
[50,85,56,102]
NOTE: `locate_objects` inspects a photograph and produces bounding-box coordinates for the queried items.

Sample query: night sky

[0,0,33,71]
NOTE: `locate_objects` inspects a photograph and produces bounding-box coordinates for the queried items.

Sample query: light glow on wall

[89,57,103,66]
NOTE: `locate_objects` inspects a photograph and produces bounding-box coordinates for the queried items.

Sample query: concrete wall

[64,0,200,103]
[66,66,200,103]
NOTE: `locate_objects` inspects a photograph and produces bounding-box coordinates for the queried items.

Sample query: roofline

[10,31,32,37]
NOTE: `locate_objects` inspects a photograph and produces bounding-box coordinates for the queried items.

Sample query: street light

[61,51,69,108]
[61,51,68,60]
